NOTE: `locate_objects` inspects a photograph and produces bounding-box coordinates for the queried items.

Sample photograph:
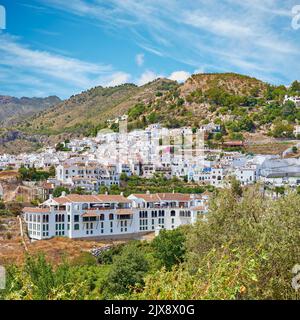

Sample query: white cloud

[0,33,130,97]
[41,0,300,85]
[168,71,190,82]
[102,72,131,87]
[135,53,145,66]
[193,68,205,74]
[137,70,161,86]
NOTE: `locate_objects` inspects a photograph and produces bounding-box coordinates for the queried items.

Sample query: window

[74,224,80,230]
[139,219,148,231]
[171,210,176,217]
[139,211,148,218]
[109,214,114,220]
[74,215,79,222]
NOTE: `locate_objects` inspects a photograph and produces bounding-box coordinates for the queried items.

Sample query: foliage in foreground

[1,185,300,300]
[130,185,300,300]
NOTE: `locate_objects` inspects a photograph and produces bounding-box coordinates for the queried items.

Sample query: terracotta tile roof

[82,212,98,218]
[23,207,50,213]
[52,194,130,204]
[96,195,131,203]
[115,209,134,215]
[157,193,191,201]
[42,183,54,189]
[190,205,206,211]
[132,193,192,202]
[131,194,160,202]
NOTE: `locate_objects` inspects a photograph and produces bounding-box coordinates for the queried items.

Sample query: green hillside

[2,73,300,153]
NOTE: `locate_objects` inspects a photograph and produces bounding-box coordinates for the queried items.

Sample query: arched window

[171,210,176,217]
[109,214,114,220]
[100,214,105,221]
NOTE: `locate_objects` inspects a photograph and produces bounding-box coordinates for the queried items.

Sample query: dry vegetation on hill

[1,73,300,154]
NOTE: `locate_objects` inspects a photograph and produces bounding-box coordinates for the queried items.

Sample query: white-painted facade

[23,192,210,240]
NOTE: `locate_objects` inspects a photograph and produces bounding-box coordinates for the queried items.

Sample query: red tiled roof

[23,207,50,213]
[132,193,192,202]
[191,206,206,211]
[131,194,160,202]
[82,212,98,218]
[51,194,131,204]
[157,193,191,201]
[116,209,133,215]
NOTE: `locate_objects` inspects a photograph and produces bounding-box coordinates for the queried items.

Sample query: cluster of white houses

[23,191,209,240]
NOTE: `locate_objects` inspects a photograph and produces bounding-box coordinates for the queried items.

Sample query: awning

[115,209,133,215]
[82,212,99,218]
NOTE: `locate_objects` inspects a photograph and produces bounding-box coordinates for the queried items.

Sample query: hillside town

[1,123,300,195]
[0,122,300,241]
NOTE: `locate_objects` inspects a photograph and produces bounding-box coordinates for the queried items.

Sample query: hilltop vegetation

[18,79,177,136]
[124,74,300,139]
[2,73,300,154]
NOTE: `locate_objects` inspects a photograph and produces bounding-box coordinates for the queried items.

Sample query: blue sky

[0,0,299,98]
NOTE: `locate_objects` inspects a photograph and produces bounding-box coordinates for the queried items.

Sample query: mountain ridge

[0,95,61,126]
[1,72,300,154]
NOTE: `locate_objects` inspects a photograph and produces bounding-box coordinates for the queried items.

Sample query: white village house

[22,192,209,240]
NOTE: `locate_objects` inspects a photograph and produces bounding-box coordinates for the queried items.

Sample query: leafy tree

[290,80,300,94]
[120,172,129,182]
[18,166,51,181]
[271,120,294,138]
[128,103,146,120]
[103,242,149,297]
[147,112,159,124]
[2,255,87,300]
[53,186,70,198]
[229,176,243,197]
[151,228,186,270]
[292,146,298,154]
[49,166,56,177]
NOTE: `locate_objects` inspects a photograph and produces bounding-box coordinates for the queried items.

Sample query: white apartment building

[192,166,226,187]
[232,167,257,185]
[23,193,135,240]
[284,95,300,107]
[56,162,120,191]
[22,192,210,240]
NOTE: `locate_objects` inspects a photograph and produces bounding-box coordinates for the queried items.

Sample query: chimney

[146,190,150,195]
[61,191,66,197]
[105,191,108,195]
[120,192,124,196]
